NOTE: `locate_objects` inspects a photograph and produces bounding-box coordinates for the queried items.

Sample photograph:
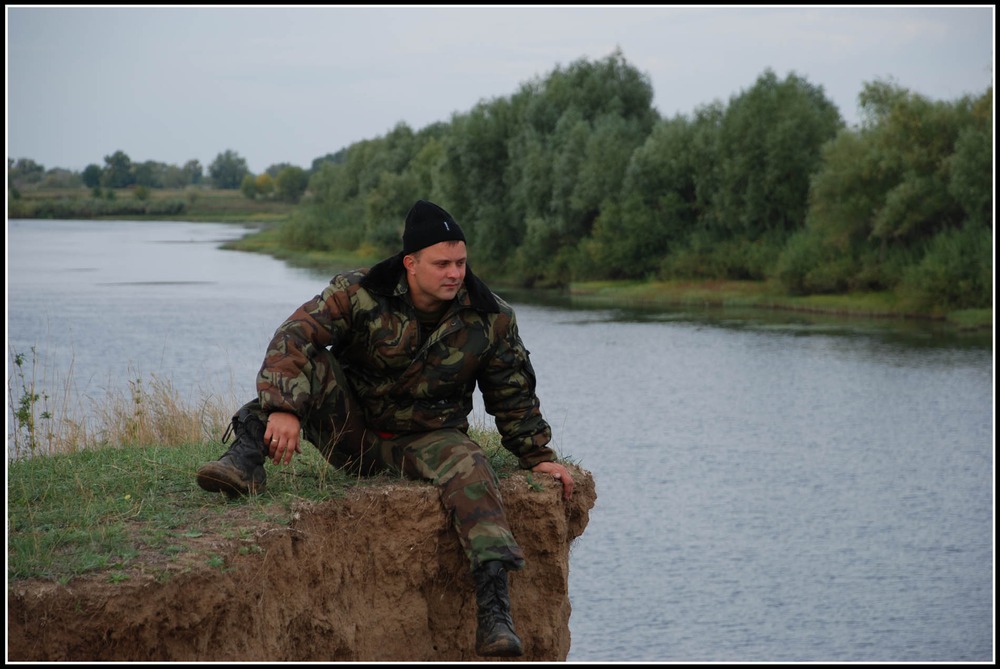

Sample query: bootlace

[221,419,235,444]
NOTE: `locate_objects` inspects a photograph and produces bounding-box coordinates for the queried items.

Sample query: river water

[5,219,994,662]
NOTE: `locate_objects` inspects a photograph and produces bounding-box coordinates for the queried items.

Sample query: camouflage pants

[237,348,525,573]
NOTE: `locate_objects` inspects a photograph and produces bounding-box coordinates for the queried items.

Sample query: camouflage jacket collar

[360,252,501,314]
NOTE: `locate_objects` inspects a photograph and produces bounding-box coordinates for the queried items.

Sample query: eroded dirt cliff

[8,466,596,662]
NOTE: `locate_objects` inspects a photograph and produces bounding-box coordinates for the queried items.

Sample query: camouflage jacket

[256,252,555,469]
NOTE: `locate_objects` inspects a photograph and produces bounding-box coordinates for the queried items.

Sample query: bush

[898,225,992,310]
[773,229,853,294]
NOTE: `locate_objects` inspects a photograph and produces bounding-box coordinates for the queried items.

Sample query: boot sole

[196,462,264,498]
[476,636,524,657]
[476,643,523,658]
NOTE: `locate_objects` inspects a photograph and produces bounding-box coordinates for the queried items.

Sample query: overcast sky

[6,5,995,175]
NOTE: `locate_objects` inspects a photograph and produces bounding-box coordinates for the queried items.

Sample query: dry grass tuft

[8,346,235,459]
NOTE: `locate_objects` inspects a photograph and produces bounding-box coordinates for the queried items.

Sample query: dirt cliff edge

[8,467,596,662]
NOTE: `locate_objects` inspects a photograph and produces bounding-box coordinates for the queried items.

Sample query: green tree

[182,159,203,185]
[364,170,421,250]
[713,70,843,240]
[240,174,258,200]
[264,162,293,179]
[101,150,134,188]
[570,113,650,238]
[161,165,188,189]
[444,97,521,272]
[280,160,364,252]
[208,149,249,189]
[310,149,348,174]
[40,168,82,189]
[586,115,702,279]
[133,160,167,188]
[406,135,448,205]
[504,49,659,283]
[274,166,308,203]
[288,123,428,254]
[8,158,46,186]
[775,80,991,304]
[859,81,967,247]
[947,87,992,228]
[773,130,876,294]
[81,164,103,188]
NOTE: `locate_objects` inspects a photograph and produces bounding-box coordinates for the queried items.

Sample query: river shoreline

[226,228,993,335]
[563,280,993,332]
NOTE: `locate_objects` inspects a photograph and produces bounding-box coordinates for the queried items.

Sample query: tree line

[280,50,991,310]
[7,49,992,310]
[8,148,315,204]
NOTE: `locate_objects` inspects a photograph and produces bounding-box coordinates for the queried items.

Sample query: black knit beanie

[402,200,465,254]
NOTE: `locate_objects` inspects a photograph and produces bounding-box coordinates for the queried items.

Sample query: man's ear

[403,254,416,273]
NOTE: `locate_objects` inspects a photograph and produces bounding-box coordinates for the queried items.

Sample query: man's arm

[480,311,573,498]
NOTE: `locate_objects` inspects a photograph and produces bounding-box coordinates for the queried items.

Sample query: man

[196,199,575,658]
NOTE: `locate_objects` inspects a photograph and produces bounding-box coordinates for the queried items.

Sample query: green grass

[6,341,566,588]
[7,346,529,584]
[221,223,383,272]
[568,279,992,331]
[7,427,522,585]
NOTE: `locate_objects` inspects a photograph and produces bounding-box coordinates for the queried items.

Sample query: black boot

[474,561,524,657]
[196,406,267,498]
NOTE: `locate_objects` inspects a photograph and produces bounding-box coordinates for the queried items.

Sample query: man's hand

[532,461,574,500]
[264,411,302,465]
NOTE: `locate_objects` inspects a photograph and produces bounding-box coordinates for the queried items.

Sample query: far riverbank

[225,225,993,335]
[7,207,990,334]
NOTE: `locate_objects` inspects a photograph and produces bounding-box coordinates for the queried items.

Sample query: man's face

[404,240,467,310]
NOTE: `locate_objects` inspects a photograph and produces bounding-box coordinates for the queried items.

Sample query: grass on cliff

[6,347,523,585]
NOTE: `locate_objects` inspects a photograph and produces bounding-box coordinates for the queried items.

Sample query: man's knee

[402,430,496,488]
